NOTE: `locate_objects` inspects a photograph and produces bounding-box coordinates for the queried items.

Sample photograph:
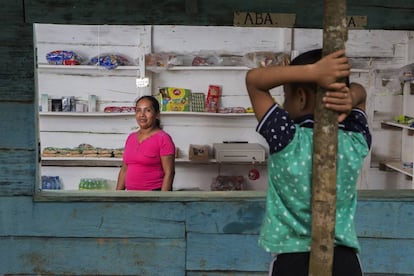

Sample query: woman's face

[135,98,159,130]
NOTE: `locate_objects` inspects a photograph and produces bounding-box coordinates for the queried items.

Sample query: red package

[205,85,221,113]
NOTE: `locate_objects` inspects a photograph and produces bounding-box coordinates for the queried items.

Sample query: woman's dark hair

[135,95,161,128]
[290,49,350,93]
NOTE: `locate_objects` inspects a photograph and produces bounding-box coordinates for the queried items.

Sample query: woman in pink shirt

[116,96,175,191]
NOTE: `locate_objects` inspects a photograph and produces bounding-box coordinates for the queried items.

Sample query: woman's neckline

[136,128,161,143]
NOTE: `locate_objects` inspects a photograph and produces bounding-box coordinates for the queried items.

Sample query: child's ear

[297,87,307,110]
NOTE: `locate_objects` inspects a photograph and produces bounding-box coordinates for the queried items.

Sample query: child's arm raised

[246,49,350,121]
[323,82,367,122]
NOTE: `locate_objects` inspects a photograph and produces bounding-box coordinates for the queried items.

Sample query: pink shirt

[123,130,175,190]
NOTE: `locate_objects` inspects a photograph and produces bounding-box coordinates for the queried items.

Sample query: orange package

[205,85,221,113]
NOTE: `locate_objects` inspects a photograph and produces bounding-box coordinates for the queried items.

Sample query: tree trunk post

[308,0,348,275]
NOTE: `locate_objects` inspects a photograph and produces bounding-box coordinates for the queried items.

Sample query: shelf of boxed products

[37,64,139,71]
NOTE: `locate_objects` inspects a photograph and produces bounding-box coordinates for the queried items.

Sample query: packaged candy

[89,54,131,69]
[145,52,184,72]
[211,175,244,191]
[46,50,83,65]
[190,92,205,112]
[243,51,290,68]
[205,85,221,113]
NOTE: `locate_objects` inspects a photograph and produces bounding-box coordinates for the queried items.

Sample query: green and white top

[257,104,371,254]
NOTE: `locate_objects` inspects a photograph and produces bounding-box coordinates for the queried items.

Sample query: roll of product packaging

[88,95,97,112]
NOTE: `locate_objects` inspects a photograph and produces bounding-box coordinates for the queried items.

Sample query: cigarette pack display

[190,92,205,112]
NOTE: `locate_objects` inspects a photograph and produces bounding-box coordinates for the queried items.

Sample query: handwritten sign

[347,16,367,29]
[234,12,367,29]
[234,12,296,27]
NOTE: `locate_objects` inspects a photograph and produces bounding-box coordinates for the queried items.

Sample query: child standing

[245,49,371,275]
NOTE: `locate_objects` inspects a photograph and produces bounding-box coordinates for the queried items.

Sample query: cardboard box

[159,87,191,111]
[189,144,210,161]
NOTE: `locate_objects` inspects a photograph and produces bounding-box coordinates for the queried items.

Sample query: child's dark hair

[290,49,350,93]
[135,95,161,128]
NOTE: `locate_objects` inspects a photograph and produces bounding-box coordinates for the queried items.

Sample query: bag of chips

[46,50,83,65]
[89,54,131,69]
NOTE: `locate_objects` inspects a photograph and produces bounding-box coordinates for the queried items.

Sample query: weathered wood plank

[0,1,24,24]
[188,272,267,276]
[186,232,270,271]
[0,24,33,47]
[0,196,186,238]
[360,238,414,274]
[186,201,265,234]
[0,236,186,275]
[0,151,36,196]
[23,0,414,29]
[0,102,36,149]
[0,23,34,101]
[33,190,267,202]
[356,200,414,239]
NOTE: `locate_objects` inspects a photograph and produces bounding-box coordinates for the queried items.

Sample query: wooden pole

[308,0,348,275]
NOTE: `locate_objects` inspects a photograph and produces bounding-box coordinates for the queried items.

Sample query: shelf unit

[380,81,414,187]
[36,24,299,191]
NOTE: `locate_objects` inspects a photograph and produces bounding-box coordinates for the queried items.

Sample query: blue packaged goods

[89,54,130,69]
[41,176,62,190]
[46,50,82,65]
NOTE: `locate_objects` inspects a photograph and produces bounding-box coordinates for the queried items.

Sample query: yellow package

[159,87,191,111]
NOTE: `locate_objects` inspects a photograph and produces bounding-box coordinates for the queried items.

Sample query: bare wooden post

[308,0,348,275]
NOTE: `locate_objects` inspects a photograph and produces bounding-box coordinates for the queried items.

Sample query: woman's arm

[160,154,175,191]
[116,162,127,190]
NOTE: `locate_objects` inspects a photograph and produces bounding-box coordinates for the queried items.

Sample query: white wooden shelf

[381,121,414,131]
[41,157,123,167]
[380,161,413,177]
[39,112,135,117]
[161,111,255,117]
[37,64,139,70]
[39,111,255,117]
[147,66,369,73]
[41,157,267,167]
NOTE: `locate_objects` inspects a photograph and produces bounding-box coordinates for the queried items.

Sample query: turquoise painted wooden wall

[1,0,414,275]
